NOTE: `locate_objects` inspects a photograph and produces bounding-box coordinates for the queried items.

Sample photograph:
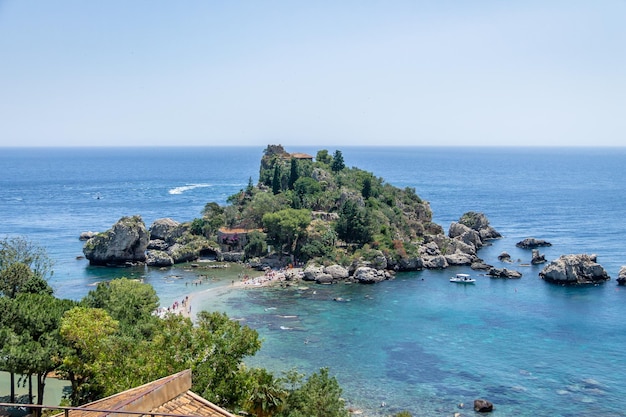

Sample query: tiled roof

[56,370,237,417]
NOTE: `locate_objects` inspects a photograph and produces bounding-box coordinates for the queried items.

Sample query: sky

[0,1,625,147]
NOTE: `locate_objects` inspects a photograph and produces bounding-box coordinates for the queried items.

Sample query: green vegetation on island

[191,144,441,268]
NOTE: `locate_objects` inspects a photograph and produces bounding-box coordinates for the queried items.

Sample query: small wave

[168,183,212,195]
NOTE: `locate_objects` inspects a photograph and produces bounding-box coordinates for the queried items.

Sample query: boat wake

[168,183,212,195]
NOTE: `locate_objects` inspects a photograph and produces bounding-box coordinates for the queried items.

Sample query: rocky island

[82,144,616,286]
[83,145,504,280]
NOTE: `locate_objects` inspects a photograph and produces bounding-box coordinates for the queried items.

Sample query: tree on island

[331,150,345,172]
[262,209,311,259]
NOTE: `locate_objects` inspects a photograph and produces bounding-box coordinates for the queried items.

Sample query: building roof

[289,152,314,160]
[57,370,237,417]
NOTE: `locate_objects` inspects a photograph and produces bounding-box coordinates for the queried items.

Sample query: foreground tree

[81,277,159,336]
[4,294,75,414]
[0,237,55,405]
[59,307,119,405]
[278,368,348,417]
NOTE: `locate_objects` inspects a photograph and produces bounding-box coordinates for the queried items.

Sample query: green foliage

[245,231,268,259]
[298,220,337,262]
[395,412,413,417]
[263,209,312,254]
[331,150,345,172]
[278,368,348,417]
[242,191,290,228]
[245,368,288,417]
[81,278,159,334]
[272,164,282,194]
[59,306,120,405]
[0,236,54,287]
[335,200,373,244]
[191,311,262,409]
[288,158,299,190]
[362,176,372,200]
[0,294,75,406]
[316,149,332,165]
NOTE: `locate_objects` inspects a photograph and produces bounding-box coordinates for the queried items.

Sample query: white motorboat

[449,273,475,284]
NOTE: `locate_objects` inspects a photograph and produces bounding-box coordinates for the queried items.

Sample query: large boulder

[146,250,174,267]
[539,254,610,284]
[83,215,149,266]
[422,255,448,269]
[149,218,187,244]
[324,264,350,280]
[516,238,552,249]
[445,252,476,266]
[353,266,389,284]
[303,264,325,282]
[617,266,626,286]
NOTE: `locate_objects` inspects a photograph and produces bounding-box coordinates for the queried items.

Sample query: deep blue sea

[2,146,626,416]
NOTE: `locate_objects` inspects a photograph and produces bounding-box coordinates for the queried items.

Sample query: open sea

[2,146,626,416]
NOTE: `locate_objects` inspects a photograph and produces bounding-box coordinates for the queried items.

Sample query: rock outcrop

[146,250,174,267]
[149,218,186,243]
[474,399,494,412]
[83,215,149,266]
[79,231,97,241]
[516,238,552,249]
[456,211,502,242]
[531,249,546,265]
[539,254,610,284]
[498,251,511,262]
[617,266,626,286]
[487,267,522,279]
[303,264,351,284]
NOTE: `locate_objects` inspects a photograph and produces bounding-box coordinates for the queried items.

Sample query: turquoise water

[2,146,626,416]
[197,267,626,416]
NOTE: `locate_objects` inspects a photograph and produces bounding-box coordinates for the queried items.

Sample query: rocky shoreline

[80,210,619,287]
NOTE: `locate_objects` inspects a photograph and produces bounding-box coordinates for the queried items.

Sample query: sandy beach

[156,267,305,319]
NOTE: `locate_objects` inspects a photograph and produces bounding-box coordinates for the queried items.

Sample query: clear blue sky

[1,1,624,147]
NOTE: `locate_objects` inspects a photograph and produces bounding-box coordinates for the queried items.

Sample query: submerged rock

[539,254,610,284]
